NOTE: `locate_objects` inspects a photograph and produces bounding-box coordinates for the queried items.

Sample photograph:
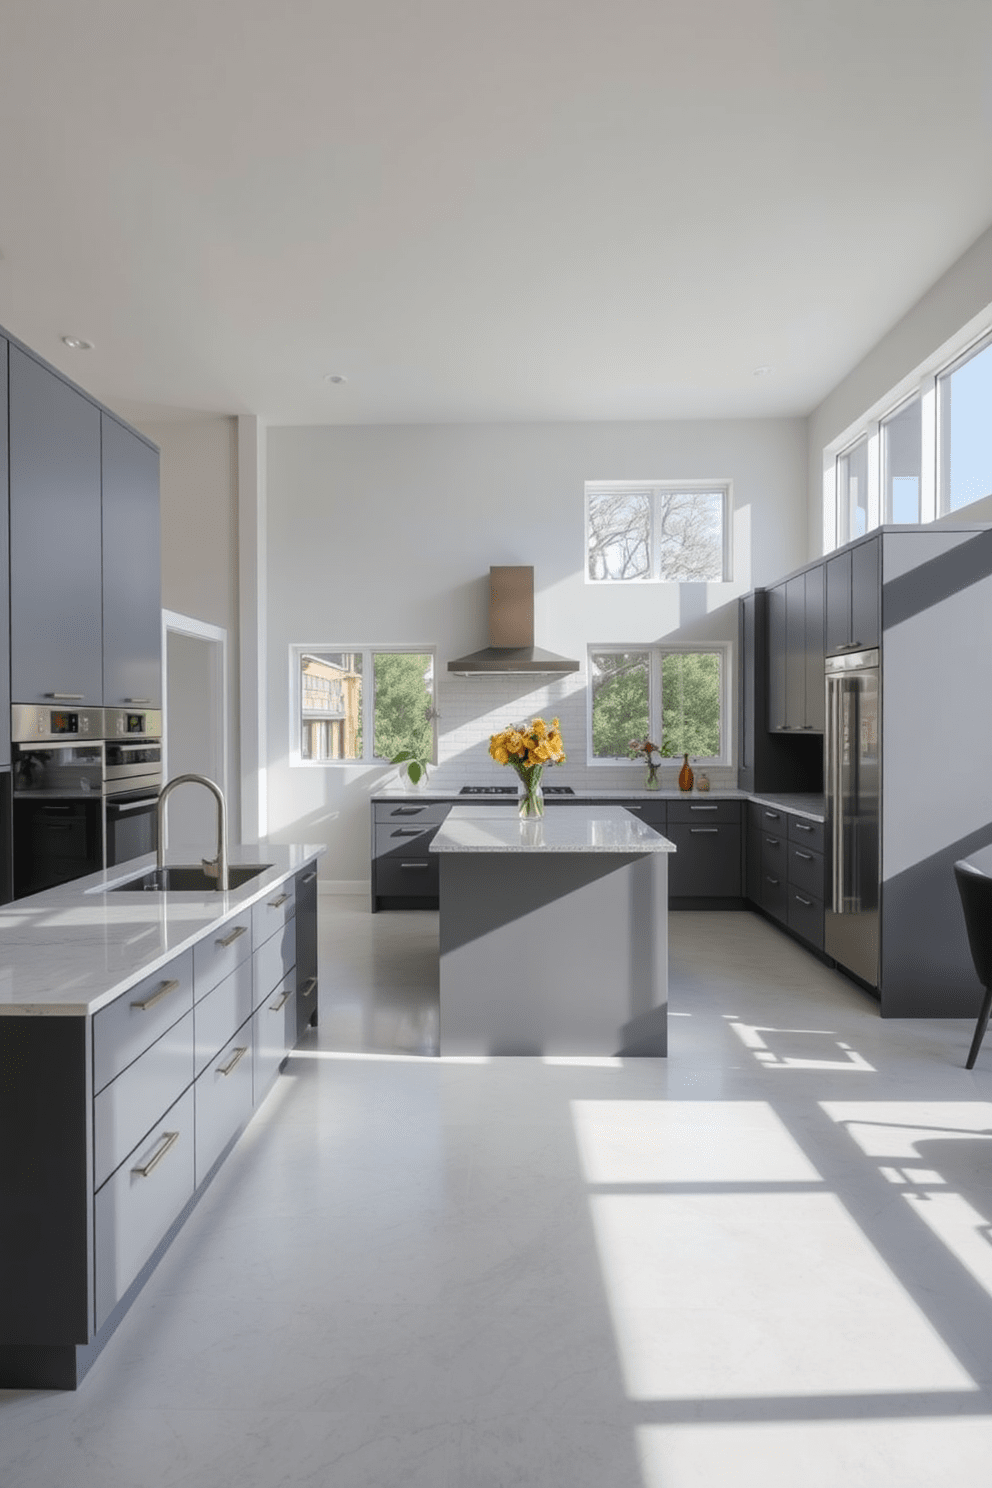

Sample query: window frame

[585,479,733,585]
[586,642,732,768]
[936,327,992,517]
[291,644,437,768]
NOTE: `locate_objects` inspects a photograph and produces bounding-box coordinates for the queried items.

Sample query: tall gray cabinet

[102,413,162,707]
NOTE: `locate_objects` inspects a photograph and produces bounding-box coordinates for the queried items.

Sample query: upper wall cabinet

[767,566,825,732]
[102,414,161,707]
[9,346,104,707]
[825,537,879,656]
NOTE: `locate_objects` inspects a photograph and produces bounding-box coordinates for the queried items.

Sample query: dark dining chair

[954,859,992,1070]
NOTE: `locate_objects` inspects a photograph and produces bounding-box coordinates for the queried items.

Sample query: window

[295,648,435,764]
[836,437,869,544]
[589,646,727,764]
[881,395,921,523]
[938,333,992,514]
[586,481,730,583]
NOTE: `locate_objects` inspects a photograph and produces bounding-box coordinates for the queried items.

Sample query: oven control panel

[11,705,103,744]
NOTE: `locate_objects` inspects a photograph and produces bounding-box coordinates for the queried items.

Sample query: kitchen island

[430,804,674,1057]
[0,842,323,1390]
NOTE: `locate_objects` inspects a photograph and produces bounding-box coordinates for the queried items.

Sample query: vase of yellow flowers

[489,716,566,818]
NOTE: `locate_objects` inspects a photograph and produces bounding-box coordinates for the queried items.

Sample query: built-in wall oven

[11,706,163,897]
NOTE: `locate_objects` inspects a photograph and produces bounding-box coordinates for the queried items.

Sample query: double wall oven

[12,706,162,898]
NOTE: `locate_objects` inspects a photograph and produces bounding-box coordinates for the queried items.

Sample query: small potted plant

[629,737,666,790]
[390,743,432,790]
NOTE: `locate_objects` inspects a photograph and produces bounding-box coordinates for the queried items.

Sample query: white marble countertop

[373,786,826,822]
[0,842,325,1018]
[430,804,676,854]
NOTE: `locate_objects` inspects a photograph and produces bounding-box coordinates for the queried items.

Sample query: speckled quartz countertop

[430,804,676,854]
[0,842,325,1018]
[373,787,826,822]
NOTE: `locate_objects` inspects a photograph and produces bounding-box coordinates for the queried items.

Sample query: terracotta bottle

[678,753,694,792]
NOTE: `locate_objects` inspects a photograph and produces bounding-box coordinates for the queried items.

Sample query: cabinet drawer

[195,1025,253,1183]
[760,869,788,923]
[253,978,296,1101]
[621,802,668,828]
[373,802,451,826]
[788,844,825,899]
[94,1008,195,1190]
[193,912,253,1001]
[667,823,741,898]
[374,854,439,899]
[94,1086,195,1331]
[754,803,788,829]
[668,799,741,825]
[93,950,193,1094]
[251,877,297,951]
[787,889,824,951]
[374,822,439,859]
[194,957,253,1076]
[761,832,787,878]
[253,919,296,1009]
[787,814,826,854]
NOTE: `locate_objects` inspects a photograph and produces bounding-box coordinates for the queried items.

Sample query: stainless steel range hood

[447,566,580,677]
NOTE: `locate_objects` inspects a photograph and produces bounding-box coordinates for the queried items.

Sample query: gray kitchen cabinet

[8,345,103,706]
[745,804,826,952]
[371,801,451,909]
[803,563,825,730]
[0,340,9,766]
[102,413,162,707]
[825,536,879,655]
[739,592,821,793]
[295,864,319,1040]
[767,569,825,733]
[667,800,742,901]
[766,582,788,731]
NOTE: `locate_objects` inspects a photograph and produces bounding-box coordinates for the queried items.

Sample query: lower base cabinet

[747,803,826,952]
[0,859,320,1391]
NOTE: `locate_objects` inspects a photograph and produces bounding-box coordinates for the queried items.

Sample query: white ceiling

[1,0,991,427]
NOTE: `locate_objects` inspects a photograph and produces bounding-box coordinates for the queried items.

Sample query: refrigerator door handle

[828,675,844,913]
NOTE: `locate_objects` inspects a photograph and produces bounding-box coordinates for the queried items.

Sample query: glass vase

[517,768,545,819]
[645,762,660,790]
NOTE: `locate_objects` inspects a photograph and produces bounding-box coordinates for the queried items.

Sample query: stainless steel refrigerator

[825,649,880,987]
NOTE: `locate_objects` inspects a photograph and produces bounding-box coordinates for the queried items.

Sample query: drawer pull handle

[217,925,249,948]
[131,977,181,1012]
[269,990,292,1012]
[765,836,780,846]
[301,976,317,999]
[690,805,718,811]
[794,894,813,907]
[267,892,291,908]
[392,807,425,816]
[690,827,719,834]
[132,1129,180,1178]
[795,851,814,861]
[765,875,780,886]
[400,861,430,869]
[795,822,814,832]
[393,828,423,837]
[217,1045,249,1075]
[45,692,85,701]
[301,870,317,884]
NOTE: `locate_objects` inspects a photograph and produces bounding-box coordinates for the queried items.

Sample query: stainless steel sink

[109,864,272,893]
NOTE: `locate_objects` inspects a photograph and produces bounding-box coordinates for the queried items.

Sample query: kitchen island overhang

[430,805,675,1057]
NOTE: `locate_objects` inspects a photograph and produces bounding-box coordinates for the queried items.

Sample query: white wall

[264,417,807,882]
[806,223,992,556]
[133,415,242,840]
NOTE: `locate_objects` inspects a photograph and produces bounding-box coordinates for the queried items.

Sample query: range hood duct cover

[447,566,580,677]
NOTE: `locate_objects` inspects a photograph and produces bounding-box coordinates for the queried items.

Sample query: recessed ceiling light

[62,336,94,350]
[753,364,772,377]
[323,373,348,384]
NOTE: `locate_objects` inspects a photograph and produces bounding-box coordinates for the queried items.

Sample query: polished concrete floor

[5,900,992,1485]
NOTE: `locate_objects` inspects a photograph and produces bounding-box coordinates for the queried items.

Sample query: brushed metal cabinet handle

[132,1130,180,1177]
[301,870,318,884]
[45,692,85,701]
[216,925,249,948]
[765,876,780,886]
[217,1045,249,1076]
[689,827,719,834]
[795,822,814,832]
[764,810,780,820]
[795,851,814,861]
[267,892,291,908]
[765,836,780,846]
[689,805,718,811]
[301,976,317,999]
[123,698,151,704]
[130,977,181,1012]
[794,894,813,907]
[400,861,430,869]
[269,990,292,1012]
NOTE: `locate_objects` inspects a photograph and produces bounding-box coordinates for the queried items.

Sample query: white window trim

[584,479,733,584]
[822,309,992,552]
[290,643,437,768]
[586,642,732,768]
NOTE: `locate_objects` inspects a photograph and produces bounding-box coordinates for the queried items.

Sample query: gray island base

[431,806,674,1057]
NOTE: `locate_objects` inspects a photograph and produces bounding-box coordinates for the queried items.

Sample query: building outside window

[586,481,731,583]
[588,646,727,765]
[296,648,435,764]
